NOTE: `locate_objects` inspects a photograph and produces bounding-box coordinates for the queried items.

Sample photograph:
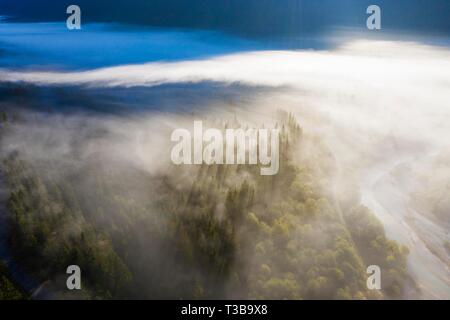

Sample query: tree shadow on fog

[0,82,276,116]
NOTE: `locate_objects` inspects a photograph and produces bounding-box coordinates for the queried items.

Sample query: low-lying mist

[1,39,449,299]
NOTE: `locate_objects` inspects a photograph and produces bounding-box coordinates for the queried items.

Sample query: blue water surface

[0,22,269,70]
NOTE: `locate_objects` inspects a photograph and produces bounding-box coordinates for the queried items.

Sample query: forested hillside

[0,110,411,299]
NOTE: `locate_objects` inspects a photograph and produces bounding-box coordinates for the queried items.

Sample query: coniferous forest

[1,0,450,303]
[0,110,412,299]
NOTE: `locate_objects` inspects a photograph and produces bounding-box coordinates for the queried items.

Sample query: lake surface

[0,22,271,70]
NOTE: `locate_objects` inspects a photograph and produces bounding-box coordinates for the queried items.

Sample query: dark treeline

[1,0,450,36]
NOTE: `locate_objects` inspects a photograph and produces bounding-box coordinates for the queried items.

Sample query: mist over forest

[0,1,449,300]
